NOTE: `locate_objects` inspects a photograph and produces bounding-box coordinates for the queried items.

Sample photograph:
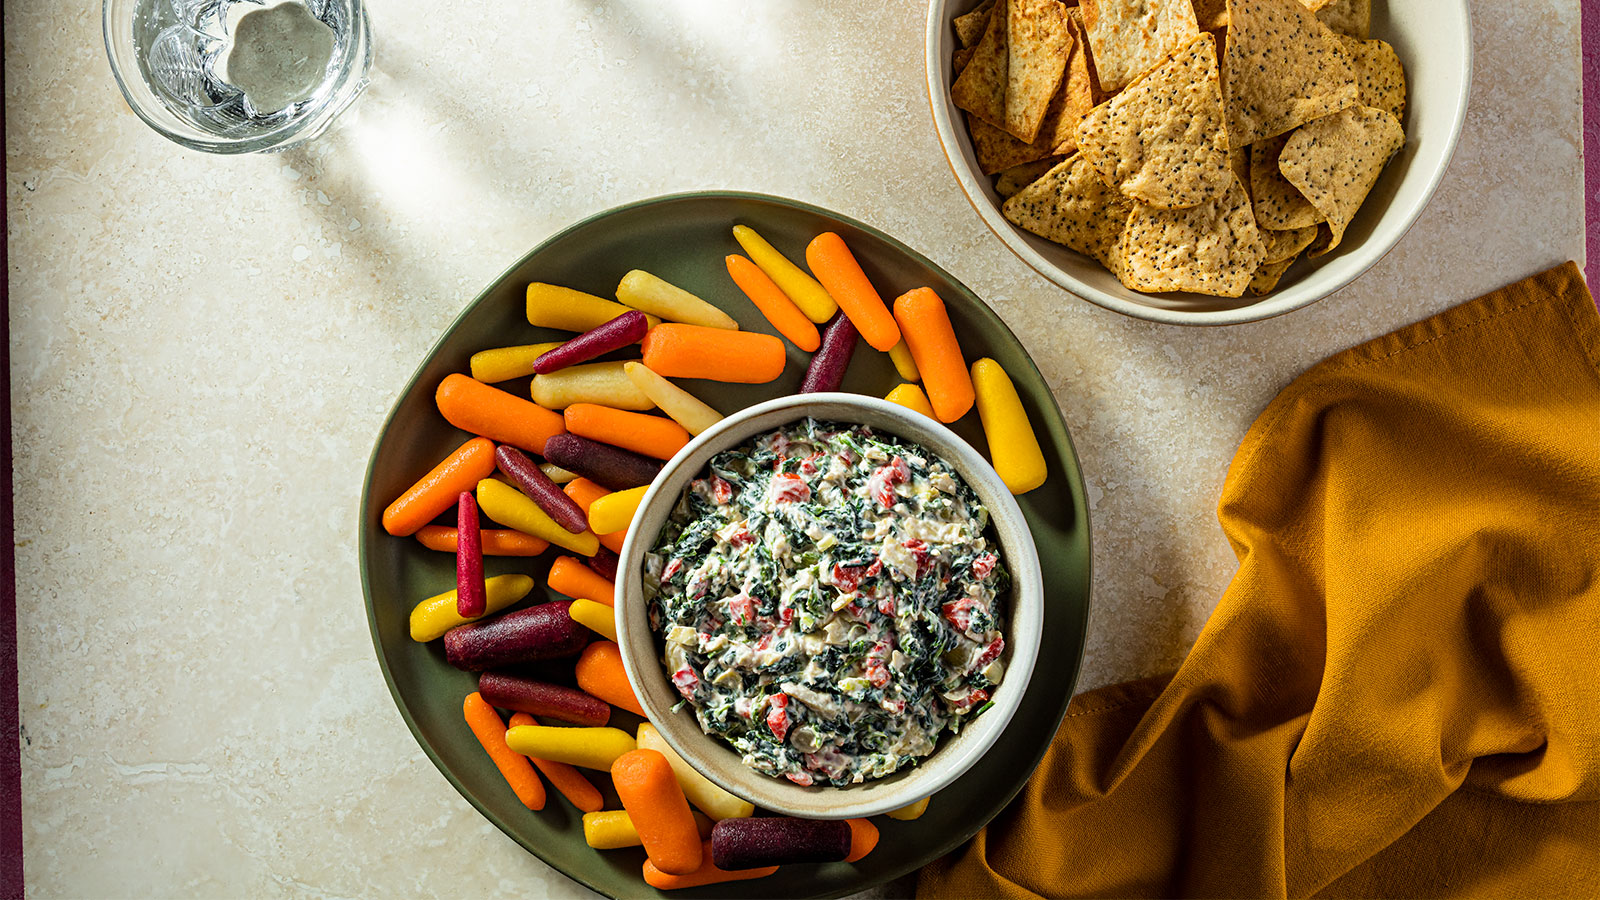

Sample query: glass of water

[104,0,372,153]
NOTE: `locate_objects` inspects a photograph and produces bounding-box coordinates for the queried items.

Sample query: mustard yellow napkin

[920,262,1600,898]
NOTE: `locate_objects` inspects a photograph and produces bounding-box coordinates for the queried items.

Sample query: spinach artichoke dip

[643,418,1009,787]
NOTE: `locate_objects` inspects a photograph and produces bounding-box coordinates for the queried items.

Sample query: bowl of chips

[924,0,1471,325]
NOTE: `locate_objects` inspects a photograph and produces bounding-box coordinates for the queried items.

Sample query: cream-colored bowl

[614,393,1044,819]
[924,0,1472,325]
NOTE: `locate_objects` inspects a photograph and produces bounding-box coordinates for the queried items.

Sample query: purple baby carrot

[533,311,649,374]
[799,311,859,393]
[495,445,589,534]
[456,491,487,617]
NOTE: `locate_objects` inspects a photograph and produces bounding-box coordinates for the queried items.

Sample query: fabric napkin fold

[920,262,1600,899]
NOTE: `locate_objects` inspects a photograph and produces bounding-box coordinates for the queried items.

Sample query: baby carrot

[799,311,858,394]
[584,809,715,850]
[886,796,931,820]
[576,640,647,717]
[888,340,922,382]
[410,574,534,642]
[540,462,579,484]
[971,358,1048,494]
[588,486,648,537]
[504,725,636,771]
[725,254,821,352]
[636,723,755,821]
[612,749,702,875]
[463,692,546,810]
[885,383,937,418]
[531,361,655,411]
[526,283,659,332]
[565,404,691,461]
[568,597,618,642]
[641,323,786,384]
[586,546,619,581]
[455,492,486,618]
[732,225,838,323]
[416,525,550,557]
[805,232,901,351]
[533,311,650,375]
[564,479,626,554]
[642,840,776,890]
[382,437,497,537]
[845,818,879,862]
[548,555,617,607]
[892,288,974,423]
[495,445,589,534]
[616,270,739,330]
[470,342,565,383]
[622,363,724,436]
[436,373,566,455]
[506,712,604,812]
[476,479,600,556]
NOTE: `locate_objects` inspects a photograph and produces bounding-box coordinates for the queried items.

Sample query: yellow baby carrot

[568,598,618,641]
[531,361,655,411]
[476,479,600,555]
[409,574,534,642]
[885,383,936,418]
[622,363,724,436]
[470,342,565,383]
[504,725,636,771]
[888,340,921,382]
[732,224,838,323]
[583,809,714,850]
[970,358,1047,494]
[589,486,648,536]
[527,283,659,332]
[886,796,931,820]
[617,270,739,330]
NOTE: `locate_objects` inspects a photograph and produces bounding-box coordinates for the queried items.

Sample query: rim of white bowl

[922,0,1474,326]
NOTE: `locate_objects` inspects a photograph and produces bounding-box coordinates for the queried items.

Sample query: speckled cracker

[955,0,997,47]
[1297,0,1335,12]
[1006,0,1074,142]
[995,155,1067,198]
[1113,174,1266,296]
[1230,144,1250,196]
[1249,253,1299,294]
[1316,0,1371,39]
[1080,0,1199,92]
[1250,133,1324,229]
[1339,36,1406,121]
[1222,0,1358,148]
[952,3,1009,129]
[1002,155,1134,267]
[1278,105,1404,257]
[1076,33,1232,210]
[1261,224,1318,263]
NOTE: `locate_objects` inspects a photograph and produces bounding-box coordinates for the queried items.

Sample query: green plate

[359,191,1092,898]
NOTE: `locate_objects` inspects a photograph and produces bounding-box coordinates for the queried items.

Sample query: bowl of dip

[615,393,1044,819]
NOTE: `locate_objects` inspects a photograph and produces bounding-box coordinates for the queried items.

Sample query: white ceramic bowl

[924,0,1472,325]
[614,394,1044,819]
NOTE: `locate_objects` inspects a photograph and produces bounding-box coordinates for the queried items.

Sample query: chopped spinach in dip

[643,419,1008,787]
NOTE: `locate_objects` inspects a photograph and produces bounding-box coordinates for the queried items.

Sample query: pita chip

[955,0,997,47]
[1250,133,1325,229]
[1113,173,1267,296]
[1006,0,1074,142]
[1339,36,1406,121]
[1260,224,1319,263]
[1316,0,1371,39]
[1076,33,1232,210]
[1080,0,1200,92]
[1002,155,1134,268]
[1222,0,1359,148]
[952,4,1009,129]
[1278,105,1404,257]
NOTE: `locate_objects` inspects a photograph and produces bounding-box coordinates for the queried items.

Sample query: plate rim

[357,189,1095,898]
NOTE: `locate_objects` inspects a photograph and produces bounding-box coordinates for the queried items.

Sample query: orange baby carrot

[643,840,777,890]
[725,254,821,352]
[435,373,566,455]
[640,324,786,384]
[892,287,974,423]
[845,818,879,862]
[416,525,550,557]
[576,640,647,717]
[463,693,546,810]
[612,750,702,876]
[548,555,617,607]
[564,479,626,553]
[805,232,901,351]
[382,437,497,536]
[508,712,604,813]
[564,404,691,461]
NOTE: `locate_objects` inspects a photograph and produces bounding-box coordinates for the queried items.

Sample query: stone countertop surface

[5,0,1584,896]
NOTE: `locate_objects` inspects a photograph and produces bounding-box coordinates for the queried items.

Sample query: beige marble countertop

[7,0,1584,896]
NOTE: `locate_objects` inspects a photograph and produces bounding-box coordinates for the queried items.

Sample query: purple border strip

[1585,2,1599,293]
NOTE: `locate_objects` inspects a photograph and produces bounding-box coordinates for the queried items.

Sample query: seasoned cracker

[1315,0,1371,39]
[1249,254,1299,294]
[1261,224,1318,263]
[955,0,997,48]
[1113,173,1266,296]
[1250,133,1325,229]
[1278,105,1404,257]
[1339,36,1406,121]
[1080,0,1199,92]
[1006,0,1075,142]
[1076,33,1232,210]
[952,2,1009,129]
[1001,155,1134,267]
[1222,0,1359,148]
[995,155,1068,198]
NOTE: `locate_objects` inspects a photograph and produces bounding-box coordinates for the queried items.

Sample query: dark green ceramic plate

[359,191,1092,898]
